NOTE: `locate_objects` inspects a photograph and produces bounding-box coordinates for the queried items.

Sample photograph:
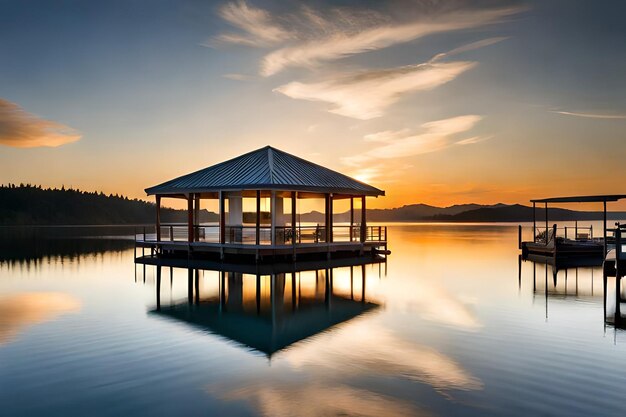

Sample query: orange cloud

[0,98,81,148]
[343,115,483,167]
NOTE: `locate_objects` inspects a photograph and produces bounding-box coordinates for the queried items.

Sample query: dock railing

[529,225,594,244]
[136,224,387,246]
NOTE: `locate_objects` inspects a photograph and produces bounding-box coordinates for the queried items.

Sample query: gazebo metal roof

[145,146,384,196]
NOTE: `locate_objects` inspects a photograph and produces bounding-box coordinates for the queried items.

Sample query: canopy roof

[530,195,626,204]
[146,146,384,197]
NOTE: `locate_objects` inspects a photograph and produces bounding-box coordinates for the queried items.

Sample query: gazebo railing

[137,224,387,245]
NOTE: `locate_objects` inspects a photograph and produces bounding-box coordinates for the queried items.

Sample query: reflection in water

[283,321,482,391]
[519,258,626,332]
[143,260,381,357]
[207,382,427,417]
[3,224,626,416]
[142,257,482,409]
[0,292,81,345]
[0,226,135,265]
[378,278,481,330]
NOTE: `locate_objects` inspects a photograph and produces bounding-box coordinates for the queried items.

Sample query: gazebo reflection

[140,257,385,356]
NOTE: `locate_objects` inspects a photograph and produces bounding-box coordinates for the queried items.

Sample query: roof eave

[146,185,384,197]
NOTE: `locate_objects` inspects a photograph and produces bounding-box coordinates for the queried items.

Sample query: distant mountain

[430,204,626,222]
[366,203,494,221]
[300,203,498,223]
[2,184,624,225]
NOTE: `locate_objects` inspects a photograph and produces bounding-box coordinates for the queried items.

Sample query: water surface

[1,224,625,416]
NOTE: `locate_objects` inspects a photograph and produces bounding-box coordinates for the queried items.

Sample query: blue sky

[1,0,625,208]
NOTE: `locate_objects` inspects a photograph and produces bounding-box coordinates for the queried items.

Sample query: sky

[1,0,626,209]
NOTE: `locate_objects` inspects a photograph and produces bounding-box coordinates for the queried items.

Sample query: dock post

[188,268,193,304]
[603,200,607,256]
[532,202,536,242]
[195,269,200,305]
[518,225,522,249]
[546,203,548,245]
[156,265,161,311]
[156,195,161,242]
[616,228,622,320]
[552,224,557,264]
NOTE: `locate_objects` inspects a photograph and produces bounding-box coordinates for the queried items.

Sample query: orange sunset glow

[1,1,625,211]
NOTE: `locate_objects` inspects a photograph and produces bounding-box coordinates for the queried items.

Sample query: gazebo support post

[291,192,297,259]
[328,193,334,243]
[360,196,367,243]
[194,194,200,240]
[603,200,607,255]
[324,194,330,243]
[187,194,193,243]
[156,195,161,242]
[219,191,225,245]
[255,190,261,246]
[270,191,276,246]
[350,197,354,242]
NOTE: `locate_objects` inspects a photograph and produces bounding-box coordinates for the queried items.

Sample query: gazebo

[138,146,387,261]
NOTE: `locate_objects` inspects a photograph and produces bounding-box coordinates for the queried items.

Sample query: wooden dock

[519,224,604,263]
[135,224,389,262]
[136,239,388,262]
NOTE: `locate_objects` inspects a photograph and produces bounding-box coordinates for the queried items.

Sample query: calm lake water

[1,224,625,416]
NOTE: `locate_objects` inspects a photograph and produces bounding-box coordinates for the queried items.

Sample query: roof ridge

[267,146,275,184]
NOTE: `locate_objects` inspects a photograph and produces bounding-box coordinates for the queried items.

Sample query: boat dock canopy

[139,145,388,261]
[145,145,384,197]
[530,195,626,203]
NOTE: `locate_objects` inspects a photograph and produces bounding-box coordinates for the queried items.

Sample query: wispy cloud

[0,99,81,148]
[213,0,291,47]
[213,2,523,76]
[455,135,492,145]
[429,37,507,63]
[262,8,518,76]
[551,110,626,120]
[343,115,483,166]
[275,61,476,119]
[222,72,256,81]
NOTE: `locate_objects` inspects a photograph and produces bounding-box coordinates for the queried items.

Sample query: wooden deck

[135,239,389,262]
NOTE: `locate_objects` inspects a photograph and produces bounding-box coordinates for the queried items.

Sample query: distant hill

[2,184,625,225]
[430,204,626,222]
[300,203,502,223]
[0,184,217,225]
